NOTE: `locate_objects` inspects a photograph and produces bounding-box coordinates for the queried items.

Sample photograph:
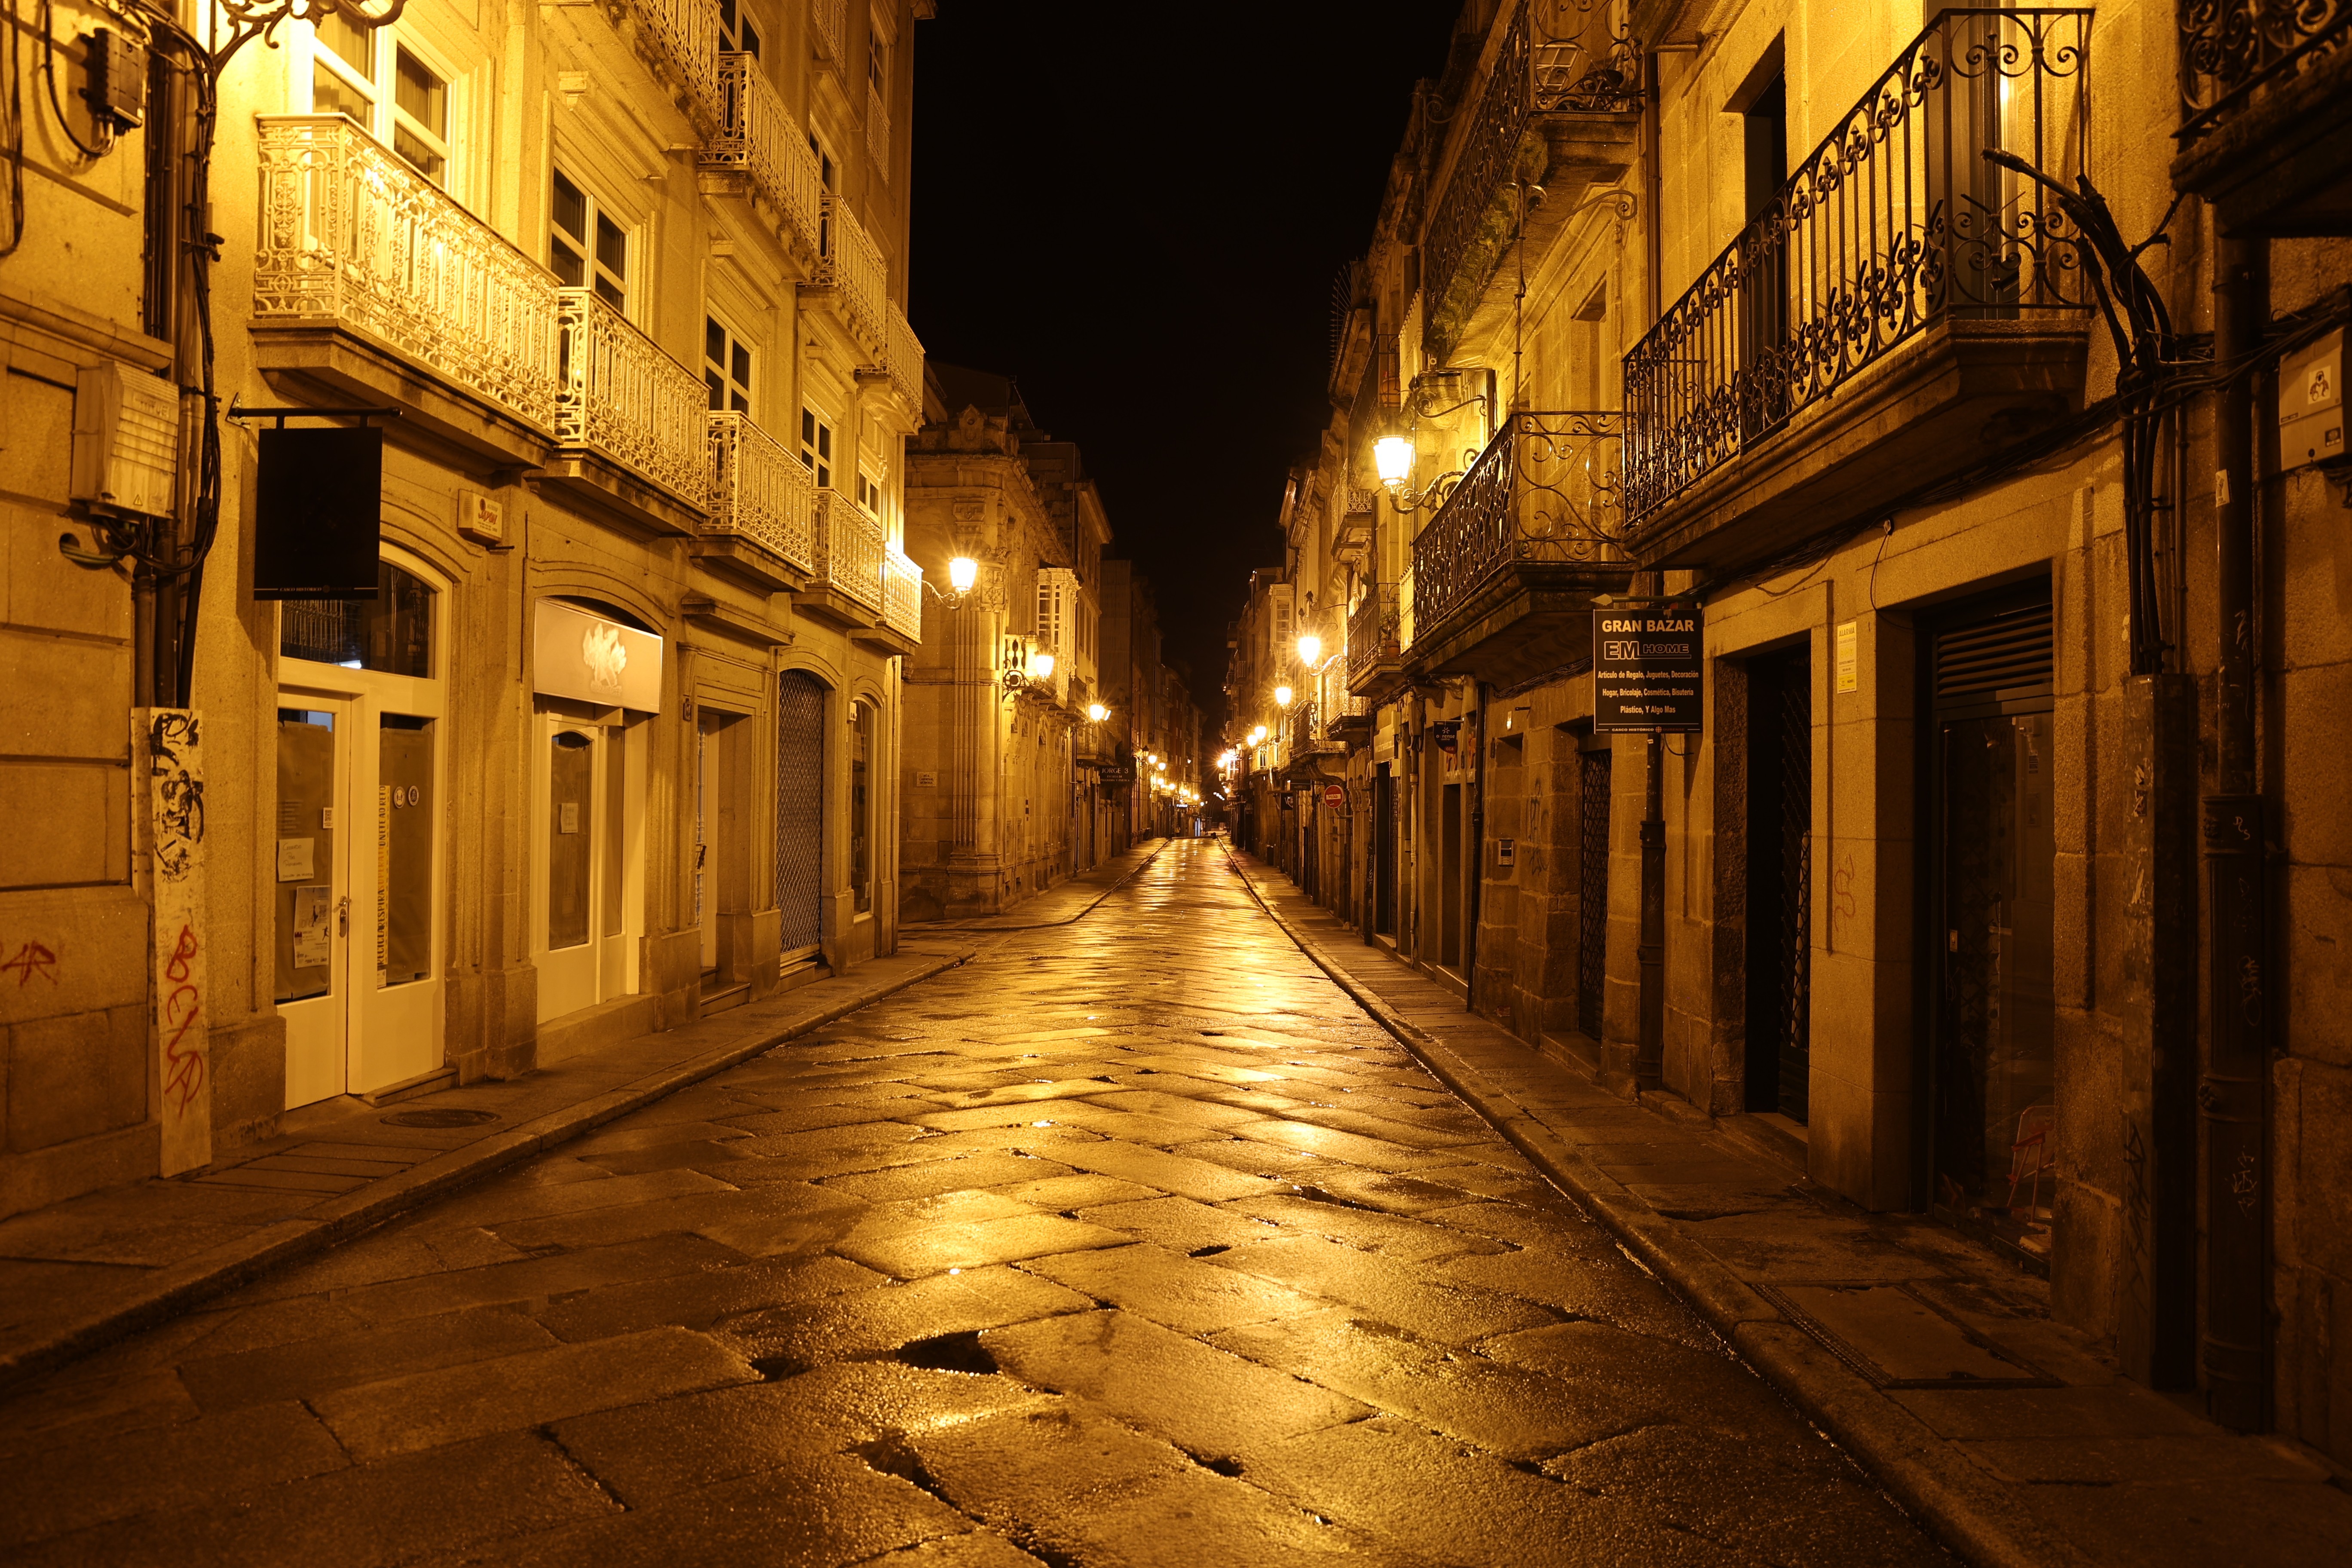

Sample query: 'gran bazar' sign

[1594,601,1703,733]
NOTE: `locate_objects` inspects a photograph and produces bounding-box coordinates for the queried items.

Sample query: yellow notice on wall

[378,785,390,975]
[1835,621,1860,694]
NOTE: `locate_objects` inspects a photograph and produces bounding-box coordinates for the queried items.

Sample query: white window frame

[551,167,633,317]
[704,312,757,416]
[719,0,762,56]
[301,21,458,191]
[801,405,837,489]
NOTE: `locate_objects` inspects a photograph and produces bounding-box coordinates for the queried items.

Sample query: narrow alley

[0,840,1938,1567]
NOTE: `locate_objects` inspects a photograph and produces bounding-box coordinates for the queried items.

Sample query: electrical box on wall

[456,488,504,544]
[2280,328,2343,473]
[71,362,179,517]
[81,28,147,129]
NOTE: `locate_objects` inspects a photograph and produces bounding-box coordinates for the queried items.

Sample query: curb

[0,946,976,1397]
[1222,847,2091,1568]
[911,835,1177,932]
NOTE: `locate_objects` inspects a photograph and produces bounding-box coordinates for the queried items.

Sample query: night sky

[909,3,1463,742]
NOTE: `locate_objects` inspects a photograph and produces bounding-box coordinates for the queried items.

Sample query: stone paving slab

[0,839,2005,1565]
[0,942,977,1394]
[1227,843,2352,1568]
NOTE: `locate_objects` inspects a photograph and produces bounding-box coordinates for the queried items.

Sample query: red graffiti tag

[0,941,60,986]
[162,925,205,1114]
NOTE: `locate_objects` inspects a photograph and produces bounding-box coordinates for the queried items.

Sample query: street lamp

[1087,702,1107,723]
[1274,685,1292,708]
[1031,652,1055,680]
[1374,435,1414,490]
[948,556,978,594]
[1249,726,1266,744]
[1296,633,1322,667]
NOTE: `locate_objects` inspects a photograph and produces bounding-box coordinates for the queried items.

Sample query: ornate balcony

[1406,412,1632,688]
[797,489,886,628]
[1622,9,2094,573]
[1346,583,1403,697]
[1420,1,1640,361]
[1333,488,1376,566]
[547,288,710,532]
[696,411,815,591]
[251,116,559,465]
[812,195,888,358]
[878,300,924,412]
[2172,1,2352,234]
[628,0,723,133]
[704,53,823,259]
[812,0,847,63]
[877,545,925,652]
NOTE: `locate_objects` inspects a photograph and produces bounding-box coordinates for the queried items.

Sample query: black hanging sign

[251,424,385,600]
[1594,599,1704,733]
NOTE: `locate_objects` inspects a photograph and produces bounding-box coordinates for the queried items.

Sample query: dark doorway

[1927,587,2056,1266]
[1440,781,1464,971]
[1745,646,1812,1121]
[1373,764,1395,937]
[1577,748,1612,1040]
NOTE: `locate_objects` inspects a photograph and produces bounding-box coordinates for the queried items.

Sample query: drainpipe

[1464,682,1485,1014]
[1637,729,1665,1090]
[2201,233,2268,1433]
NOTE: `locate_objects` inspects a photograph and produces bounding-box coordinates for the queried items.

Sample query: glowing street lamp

[1087,702,1107,723]
[1374,435,1414,490]
[1296,633,1322,667]
[1274,685,1292,708]
[948,556,979,594]
[1249,726,1266,744]
[1031,652,1055,680]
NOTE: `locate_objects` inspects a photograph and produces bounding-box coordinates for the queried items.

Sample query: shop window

[551,170,628,313]
[279,560,436,678]
[705,316,755,414]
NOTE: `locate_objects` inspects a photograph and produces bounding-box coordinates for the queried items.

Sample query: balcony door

[776,670,829,972]
[275,560,446,1107]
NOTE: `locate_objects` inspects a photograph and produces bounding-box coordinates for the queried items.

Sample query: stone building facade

[898,369,1200,920]
[1,0,930,1217]
[1227,0,2352,1456]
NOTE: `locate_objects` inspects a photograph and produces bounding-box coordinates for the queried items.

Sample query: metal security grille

[1578,748,1612,1039]
[1934,600,2054,705]
[775,671,827,954]
[1769,652,1812,1121]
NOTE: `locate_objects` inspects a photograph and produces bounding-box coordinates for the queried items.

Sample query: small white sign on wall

[1836,621,1860,694]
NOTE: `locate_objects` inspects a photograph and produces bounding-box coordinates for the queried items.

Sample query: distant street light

[1274,685,1292,708]
[1087,702,1107,723]
[1296,633,1322,666]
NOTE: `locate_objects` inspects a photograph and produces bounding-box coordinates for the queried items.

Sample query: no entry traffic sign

[1594,600,1703,733]
[1323,784,1346,811]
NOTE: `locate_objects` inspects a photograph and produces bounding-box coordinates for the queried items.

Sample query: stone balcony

[703,52,824,262]
[695,411,816,592]
[796,489,887,630]
[542,288,711,536]
[1404,411,1633,690]
[249,116,560,471]
[811,196,888,360]
[1621,9,2094,576]
[625,0,724,136]
[2170,1,2352,234]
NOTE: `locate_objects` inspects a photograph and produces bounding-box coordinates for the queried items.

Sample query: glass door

[276,698,350,1109]
[537,717,603,1021]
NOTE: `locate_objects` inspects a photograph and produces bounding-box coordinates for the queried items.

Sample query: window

[307,22,451,187]
[867,30,887,94]
[807,131,837,192]
[551,171,628,312]
[855,470,882,515]
[719,0,760,56]
[850,701,874,916]
[280,560,436,677]
[705,316,754,414]
[801,407,834,488]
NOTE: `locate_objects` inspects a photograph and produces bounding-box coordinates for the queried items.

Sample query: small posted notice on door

[277,837,315,882]
[292,884,332,968]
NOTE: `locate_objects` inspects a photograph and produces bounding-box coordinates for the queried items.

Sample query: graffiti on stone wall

[0,942,60,986]
[138,708,211,1175]
[147,711,206,881]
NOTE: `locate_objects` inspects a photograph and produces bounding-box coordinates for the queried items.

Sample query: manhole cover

[380,1108,501,1129]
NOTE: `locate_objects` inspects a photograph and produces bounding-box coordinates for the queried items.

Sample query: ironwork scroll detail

[1411,411,1626,638]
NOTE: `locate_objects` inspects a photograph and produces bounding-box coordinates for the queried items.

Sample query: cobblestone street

[0,841,1944,1566]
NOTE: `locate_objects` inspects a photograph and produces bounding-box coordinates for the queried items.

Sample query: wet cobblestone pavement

[0,840,1949,1566]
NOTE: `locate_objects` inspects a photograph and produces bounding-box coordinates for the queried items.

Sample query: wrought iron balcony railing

[814,194,888,356]
[2178,0,2352,144]
[1396,560,1415,653]
[811,0,847,62]
[631,0,723,128]
[556,288,710,505]
[707,411,816,570]
[706,53,823,257]
[1423,5,1531,343]
[1411,412,1626,638]
[253,116,560,432]
[879,300,923,409]
[883,545,924,643]
[1623,9,2092,527]
[1346,584,1401,685]
[810,489,886,613]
